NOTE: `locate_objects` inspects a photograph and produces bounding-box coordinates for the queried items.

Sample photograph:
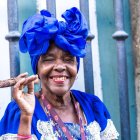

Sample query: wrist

[17,134,32,140]
[18,114,33,135]
[20,113,32,124]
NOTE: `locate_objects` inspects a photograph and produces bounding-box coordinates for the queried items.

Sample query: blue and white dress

[0,90,119,140]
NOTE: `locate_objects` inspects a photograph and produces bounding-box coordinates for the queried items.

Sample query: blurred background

[0,0,139,139]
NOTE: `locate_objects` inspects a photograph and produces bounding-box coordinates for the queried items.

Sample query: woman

[0,7,119,139]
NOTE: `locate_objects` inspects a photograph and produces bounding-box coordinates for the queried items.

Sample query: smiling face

[37,43,77,97]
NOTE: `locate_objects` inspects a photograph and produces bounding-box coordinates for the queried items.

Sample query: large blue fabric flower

[19,7,88,74]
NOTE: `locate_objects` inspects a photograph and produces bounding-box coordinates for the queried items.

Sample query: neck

[41,90,72,110]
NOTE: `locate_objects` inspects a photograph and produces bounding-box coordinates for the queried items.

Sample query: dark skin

[37,43,86,124]
[12,43,86,139]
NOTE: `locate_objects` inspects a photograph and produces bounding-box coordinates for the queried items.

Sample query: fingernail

[25,72,28,75]
[32,75,37,78]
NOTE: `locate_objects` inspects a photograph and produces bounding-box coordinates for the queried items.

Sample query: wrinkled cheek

[70,68,77,79]
[68,75,76,86]
[38,65,53,78]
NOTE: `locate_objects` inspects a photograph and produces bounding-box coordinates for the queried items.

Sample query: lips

[49,76,68,83]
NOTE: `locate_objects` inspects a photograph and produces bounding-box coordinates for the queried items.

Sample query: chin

[50,87,70,96]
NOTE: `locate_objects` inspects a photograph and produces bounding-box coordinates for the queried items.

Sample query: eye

[42,56,55,62]
[64,56,75,63]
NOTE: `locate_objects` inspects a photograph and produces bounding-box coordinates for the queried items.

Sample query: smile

[50,76,68,82]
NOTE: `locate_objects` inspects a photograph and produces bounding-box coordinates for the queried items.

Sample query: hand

[13,73,38,116]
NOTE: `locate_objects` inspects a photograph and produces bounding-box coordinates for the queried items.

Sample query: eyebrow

[63,52,74,57]
[42,53,54,58]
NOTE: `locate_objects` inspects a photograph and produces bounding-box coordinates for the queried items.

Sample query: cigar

[0,73,39,88]
[0,73,27,88]
[0,78,17,88]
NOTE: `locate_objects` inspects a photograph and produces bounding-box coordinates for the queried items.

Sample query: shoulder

[71,89,100,99]
[6,100,20,110]
[1,100,20,118]
[71,90,119,139]
[71,89,111,118]
[71,90,111,129]
[71,89,105,107]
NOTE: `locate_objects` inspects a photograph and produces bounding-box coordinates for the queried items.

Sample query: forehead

[45,43,72,56]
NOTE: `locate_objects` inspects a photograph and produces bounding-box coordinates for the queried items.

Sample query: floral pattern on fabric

[100,119,119,140]
[37,120,60,140]
[37,119,119,140]
[86,121,101,140]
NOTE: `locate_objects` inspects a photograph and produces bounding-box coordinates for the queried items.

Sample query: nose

[53,60,66,72]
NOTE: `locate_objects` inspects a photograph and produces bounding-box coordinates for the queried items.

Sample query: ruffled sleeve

[100,119,119,140]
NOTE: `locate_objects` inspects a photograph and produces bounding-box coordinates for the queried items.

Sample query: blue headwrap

[19,7,88,74]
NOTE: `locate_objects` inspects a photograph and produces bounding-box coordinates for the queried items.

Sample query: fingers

[23,75,38,86]
[18,72,28,78]
[26,75,38,94]
[34,75,39,84]
[15,72,28,82]
[12,74,37,116]
[13,75,38,95]
[13,77,26,92]
[13,77,26,100]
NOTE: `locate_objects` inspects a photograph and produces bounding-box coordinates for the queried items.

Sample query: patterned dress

[0,90,119,140]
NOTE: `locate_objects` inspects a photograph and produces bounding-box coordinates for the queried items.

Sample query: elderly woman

[0,7,119,140]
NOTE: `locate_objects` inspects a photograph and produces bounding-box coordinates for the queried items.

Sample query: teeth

[53,77,66,81]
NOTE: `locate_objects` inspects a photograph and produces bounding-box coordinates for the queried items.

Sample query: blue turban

[19,7,88,74]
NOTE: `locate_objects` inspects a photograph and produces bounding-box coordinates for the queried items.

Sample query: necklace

[41,92,86,140]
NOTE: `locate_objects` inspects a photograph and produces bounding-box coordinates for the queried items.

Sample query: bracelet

[17,134,32,139]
